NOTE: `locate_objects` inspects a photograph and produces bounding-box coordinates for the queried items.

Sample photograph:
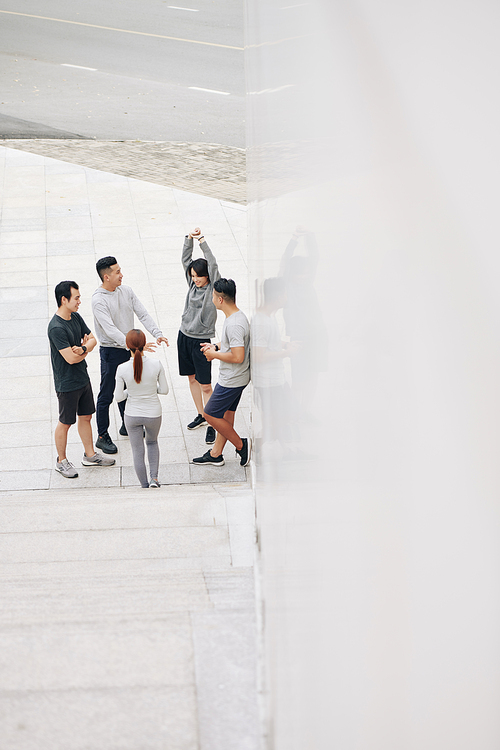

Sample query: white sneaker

[149,479,161,488]
[55,458,79,478]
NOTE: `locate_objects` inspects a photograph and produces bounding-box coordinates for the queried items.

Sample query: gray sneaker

[149,479,161,488]
[82,451,116,467]
[55,458,79,478]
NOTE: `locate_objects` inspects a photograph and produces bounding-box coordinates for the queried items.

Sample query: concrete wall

[246,1,500,748]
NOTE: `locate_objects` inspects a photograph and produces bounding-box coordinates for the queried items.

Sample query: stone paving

[0,483,258,750]
[0,145,250,492]
[0,145,260,749]
[2,139,247,204]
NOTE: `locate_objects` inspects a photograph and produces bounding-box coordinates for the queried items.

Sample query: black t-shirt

[47,312,91,392]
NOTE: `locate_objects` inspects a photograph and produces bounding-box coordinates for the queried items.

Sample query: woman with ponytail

[115,329,169,488]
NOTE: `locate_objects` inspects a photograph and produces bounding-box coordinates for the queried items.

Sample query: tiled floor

[0,145,251,491]
[0,146,260,750]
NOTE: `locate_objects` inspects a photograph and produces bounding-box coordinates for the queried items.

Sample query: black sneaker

[205,426,216,444]
[192,450,225,466]
[236,437,252,467]
[187,414,206,430]
[95,432,118,454]
[119,423,128,436]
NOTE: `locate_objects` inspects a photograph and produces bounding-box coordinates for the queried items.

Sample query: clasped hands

[200,342,217,361]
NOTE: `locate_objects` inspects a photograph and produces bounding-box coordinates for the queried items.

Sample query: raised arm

[182,234,194,282]
[199,236,221,284]
[189,227,221,284]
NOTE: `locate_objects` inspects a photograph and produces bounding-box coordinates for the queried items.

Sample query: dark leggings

[124,414,162,488]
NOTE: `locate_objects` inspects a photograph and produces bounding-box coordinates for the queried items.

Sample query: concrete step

[0,570,212,623]
[1,487,228,532]
[0,460,248,492]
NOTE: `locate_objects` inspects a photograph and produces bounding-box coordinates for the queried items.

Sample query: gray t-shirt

[218,310,251,388]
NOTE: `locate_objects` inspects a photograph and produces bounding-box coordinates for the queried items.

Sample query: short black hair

[96,256,118,281]
[188,257,209,280]
[214,278,236,303]
[55,280,79,308]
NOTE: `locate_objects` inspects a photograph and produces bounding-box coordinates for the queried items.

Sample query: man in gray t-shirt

[218,309,251,388]
[192,278,252,468]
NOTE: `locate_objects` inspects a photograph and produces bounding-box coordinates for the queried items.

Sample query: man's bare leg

[188,374,204,415]
[204,409,243,454]
[77,414,95,456]
[200,382,213,408]
[205,410,234,457]
[55,421,71,461]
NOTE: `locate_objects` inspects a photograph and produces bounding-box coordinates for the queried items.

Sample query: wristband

[215,345,219,351]
[81,345,87,354]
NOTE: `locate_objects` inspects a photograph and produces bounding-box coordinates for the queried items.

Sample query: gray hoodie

[92,285,163,349]
[180,237,221,339]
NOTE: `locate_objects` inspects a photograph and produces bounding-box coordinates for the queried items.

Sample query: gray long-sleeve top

[92,285,163,349]
[180,237,221,339]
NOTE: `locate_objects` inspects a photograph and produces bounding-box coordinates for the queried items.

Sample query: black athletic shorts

[177,330,212,385]
[57,382,95,425]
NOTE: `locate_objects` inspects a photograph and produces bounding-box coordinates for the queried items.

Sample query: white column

[247,1,500,748]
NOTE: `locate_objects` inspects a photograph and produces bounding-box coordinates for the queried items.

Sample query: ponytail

[125,329,147,384]
[132,348,143,383]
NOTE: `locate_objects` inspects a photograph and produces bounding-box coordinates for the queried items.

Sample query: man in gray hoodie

[92,256,168,454]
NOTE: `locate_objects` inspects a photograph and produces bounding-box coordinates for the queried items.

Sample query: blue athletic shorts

[204,382,247,419]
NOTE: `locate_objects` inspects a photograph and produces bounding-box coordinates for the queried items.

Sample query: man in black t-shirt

[47,281,116,478]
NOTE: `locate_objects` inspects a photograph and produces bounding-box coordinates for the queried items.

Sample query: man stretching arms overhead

[192,278,251,467]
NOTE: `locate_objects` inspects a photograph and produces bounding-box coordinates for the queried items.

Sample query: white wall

[246,1,500,748]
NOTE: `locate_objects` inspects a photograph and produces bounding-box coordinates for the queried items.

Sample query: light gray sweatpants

[124,414,162,488]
